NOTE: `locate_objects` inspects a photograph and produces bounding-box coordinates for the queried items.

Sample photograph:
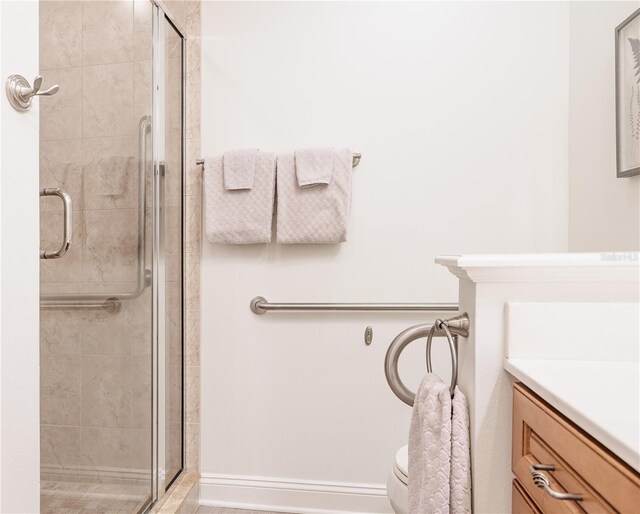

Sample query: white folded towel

[294,147,334,188]
[276,148,352,244]
[204,152,276,244]
[408,374,471,514]
[223,148,258,190]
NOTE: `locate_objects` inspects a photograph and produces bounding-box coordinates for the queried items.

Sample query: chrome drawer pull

[529,464,583,501]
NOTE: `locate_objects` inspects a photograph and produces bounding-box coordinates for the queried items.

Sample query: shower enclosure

[39,1,184,511]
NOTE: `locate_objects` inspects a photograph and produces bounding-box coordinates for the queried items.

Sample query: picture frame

[616,8,640,178]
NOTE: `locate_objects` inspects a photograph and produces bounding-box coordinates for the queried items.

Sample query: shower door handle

[40,188,72,259]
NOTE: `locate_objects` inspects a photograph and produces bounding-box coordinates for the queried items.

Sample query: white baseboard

[199,473,393,514]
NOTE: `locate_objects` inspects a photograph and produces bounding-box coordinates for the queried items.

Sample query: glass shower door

[39,1,184,511]
[39,0,154,511]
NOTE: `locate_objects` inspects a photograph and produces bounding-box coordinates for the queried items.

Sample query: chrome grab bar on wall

[384,313,470,406]
[39,188,72,260]
[250,296,458,314]
[40,116,153,312]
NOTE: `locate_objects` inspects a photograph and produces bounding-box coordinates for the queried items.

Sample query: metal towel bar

[250,296,458,314]
[196,152,363,168]
[384,313,470,405]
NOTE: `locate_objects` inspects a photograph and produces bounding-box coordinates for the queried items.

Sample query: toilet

[386,445,408,513]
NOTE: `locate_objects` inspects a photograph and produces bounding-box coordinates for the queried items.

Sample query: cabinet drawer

[513,383,640,514]
[513,479,542,514]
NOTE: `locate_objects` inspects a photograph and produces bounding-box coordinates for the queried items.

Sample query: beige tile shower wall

[39,0,153,479]
[181,0,202,473]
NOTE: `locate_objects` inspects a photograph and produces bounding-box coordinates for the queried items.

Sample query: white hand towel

[204,152,276,244]
[294,147,334,188]
[408,374,451,514]
[276,148,352,244]
[223,148,258,190]
[450,387,472,514]
[408,375,471,514]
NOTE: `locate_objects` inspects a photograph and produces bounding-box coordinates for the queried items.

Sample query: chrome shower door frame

[151,5,161,503]
[151,0,186,507]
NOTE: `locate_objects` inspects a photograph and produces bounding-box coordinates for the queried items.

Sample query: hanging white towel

[204,152,276,244]
[294,147,334,188]
[276,148,352,244]
[450,388,472,513]
[408,374,471,514]
[223,148,258,190]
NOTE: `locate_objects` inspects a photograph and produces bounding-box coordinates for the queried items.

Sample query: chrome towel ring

[384,313,469,406]
[427,321,457,396]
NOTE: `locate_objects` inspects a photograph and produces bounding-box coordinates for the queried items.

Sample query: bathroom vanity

[511,383,640,513]
[436,253,640,514]
[504,298,640,511]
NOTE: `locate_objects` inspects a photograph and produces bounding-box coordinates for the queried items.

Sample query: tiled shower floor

[41,480,150,514]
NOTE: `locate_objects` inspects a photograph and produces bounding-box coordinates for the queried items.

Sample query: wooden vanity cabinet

[512,383,640,514]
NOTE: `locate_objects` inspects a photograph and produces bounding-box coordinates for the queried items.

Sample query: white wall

[200,2,569,511]
[568,1,640,251]
[0,1,40,511]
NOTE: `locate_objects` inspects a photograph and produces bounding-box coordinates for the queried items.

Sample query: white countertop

[437,252,640,268]
[436,252,639,283]
[505,358,640,472]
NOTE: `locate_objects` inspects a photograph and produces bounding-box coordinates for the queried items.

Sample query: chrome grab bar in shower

[40,116,152,312]
[250,296,458,314]
[40,298,122,314]
[384,313,469,406]
[39,188,72,260]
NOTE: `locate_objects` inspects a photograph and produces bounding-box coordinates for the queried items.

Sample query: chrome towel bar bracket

[384,313,470,406]
[250,296,458,314]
